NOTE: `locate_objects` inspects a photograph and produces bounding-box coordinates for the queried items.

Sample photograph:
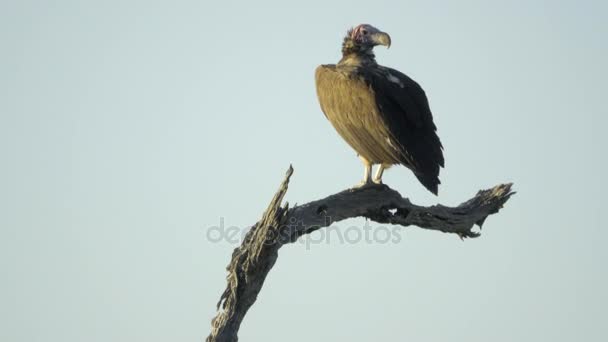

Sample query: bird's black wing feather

[357,66,444,194]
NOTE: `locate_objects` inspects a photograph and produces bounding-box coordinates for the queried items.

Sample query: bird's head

[342,24,391,56]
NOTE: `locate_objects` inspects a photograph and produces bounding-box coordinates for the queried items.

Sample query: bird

[315,24,444,195]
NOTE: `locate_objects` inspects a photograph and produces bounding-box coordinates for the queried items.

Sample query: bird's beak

[372,31,391,48]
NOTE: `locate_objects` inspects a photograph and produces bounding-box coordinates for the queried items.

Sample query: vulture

[315,24,444,194]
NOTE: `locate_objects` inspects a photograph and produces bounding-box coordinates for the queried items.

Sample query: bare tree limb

[206,166,514,341]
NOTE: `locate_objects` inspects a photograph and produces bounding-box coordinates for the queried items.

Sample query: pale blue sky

[1,0,607,341]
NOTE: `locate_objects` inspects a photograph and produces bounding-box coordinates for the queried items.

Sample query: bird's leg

[372,164,391,184]
[353,156,373,188]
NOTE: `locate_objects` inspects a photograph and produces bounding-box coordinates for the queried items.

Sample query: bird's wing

[358,66,444,193]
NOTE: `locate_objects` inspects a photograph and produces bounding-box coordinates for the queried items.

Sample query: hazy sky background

[1,0,607,341]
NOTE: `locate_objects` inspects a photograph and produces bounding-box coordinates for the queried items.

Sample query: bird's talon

[352,180,373,189]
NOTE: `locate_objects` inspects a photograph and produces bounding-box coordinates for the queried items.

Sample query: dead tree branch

[207,165,514,341]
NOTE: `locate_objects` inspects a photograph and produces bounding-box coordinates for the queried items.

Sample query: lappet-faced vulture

[315,24,444,194]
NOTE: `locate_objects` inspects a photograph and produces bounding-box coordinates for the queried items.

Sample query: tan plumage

[315,65,402,165]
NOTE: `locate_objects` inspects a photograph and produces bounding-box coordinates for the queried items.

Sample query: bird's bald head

[348,24,391,49]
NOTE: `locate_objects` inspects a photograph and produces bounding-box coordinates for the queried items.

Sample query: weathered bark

[207,166,514,341]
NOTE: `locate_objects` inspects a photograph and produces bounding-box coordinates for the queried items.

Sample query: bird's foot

[372,178,383,185]
[352,179,374,189]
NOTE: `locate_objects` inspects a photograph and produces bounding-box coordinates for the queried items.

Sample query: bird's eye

[361,29,368,35]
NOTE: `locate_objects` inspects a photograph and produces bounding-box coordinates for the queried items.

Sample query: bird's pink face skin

[348,24,391,48]
[350,24,381,44]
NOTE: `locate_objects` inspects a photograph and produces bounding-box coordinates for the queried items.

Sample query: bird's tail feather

[416,173,440,196]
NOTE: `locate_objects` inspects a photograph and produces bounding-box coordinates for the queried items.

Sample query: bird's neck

[339,39,377,67]
[338,52,377,67]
